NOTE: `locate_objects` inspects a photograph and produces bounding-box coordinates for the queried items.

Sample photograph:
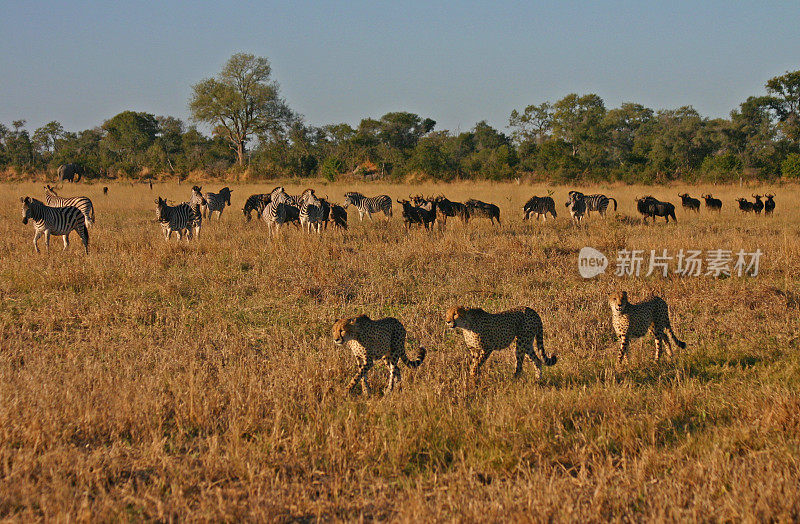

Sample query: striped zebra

[565,191,586,225]
[343,192,392,220]
[155,197,202,241]
[189,186,208,213]
[583,193,617,217]
[261,186,291,236]
[203,187,233,219]
[243,193,269,222]
[299,188,325,233]
[21,196,89,253]
[43,184,94,227]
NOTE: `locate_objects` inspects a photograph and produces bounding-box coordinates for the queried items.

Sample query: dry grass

[0,180,798,521]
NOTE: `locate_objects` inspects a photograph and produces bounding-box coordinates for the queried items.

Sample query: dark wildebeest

[433,195,469,226]
[764,194,775,215]
[635,196,677,224]
[58,163,84,183]
[103,187,108,195]
[329,203,348,230]
[701,194,722,212]
[465,199,501,226]
[735,198,754,213]
[523,196,557,221]
[751,194,764,214]
[397,199,436,230]
[678,193,700,212]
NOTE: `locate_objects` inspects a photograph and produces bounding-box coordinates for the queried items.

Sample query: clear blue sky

[1,1,798,135]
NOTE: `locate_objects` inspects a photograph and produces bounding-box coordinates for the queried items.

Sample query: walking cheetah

[445,306,557,380]
[608,291,686,364]
[332,315,426,395]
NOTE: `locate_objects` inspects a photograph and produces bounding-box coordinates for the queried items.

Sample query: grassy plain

[0,179,798,521]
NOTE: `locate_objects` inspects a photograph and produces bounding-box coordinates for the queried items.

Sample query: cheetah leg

[525,338,544,379]
[617,336,629,365]
[470,349,492,379]
[385,359,401,394]
[661,331,674,357]
[348,358,374,396]
[654,335,663,361]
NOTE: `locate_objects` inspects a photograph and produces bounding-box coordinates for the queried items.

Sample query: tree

[552,94,607,163]
[190,53,293,166]
[32,121,64,158]
[509,102,553,145]
[764,70,800,142]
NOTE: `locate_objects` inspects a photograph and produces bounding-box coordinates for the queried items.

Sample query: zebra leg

[62,231,70,251]
[33,230,42,253]
[78,225,89,254]
[44,231,51,252]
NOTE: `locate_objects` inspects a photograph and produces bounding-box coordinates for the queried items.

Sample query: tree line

[2,53,799,183]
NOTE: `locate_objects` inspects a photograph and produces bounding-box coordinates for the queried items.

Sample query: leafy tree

[782,152,800,178]
[377,112,435,151]
[190,53,293,165]
[32,121,64,159]
[509,102,553,145]
[764,71,800,142]
[552,94,607,159]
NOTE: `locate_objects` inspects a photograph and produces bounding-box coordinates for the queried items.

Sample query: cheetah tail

[401,345,426,368]
[668,328,686,350]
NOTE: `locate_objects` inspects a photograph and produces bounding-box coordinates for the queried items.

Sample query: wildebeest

[329,203,348,230]
[635,196,677,223]
[678,193,700,212]
[465,199,501,226]
[397,199,436,230]
[523,196,557,221]
[764,194,775,215]
[57,163,84,183]
[701,194,722,212]
[735,198,754,213]
[103,187,108,195]
[433,195,469,226]
[751,194,764,214]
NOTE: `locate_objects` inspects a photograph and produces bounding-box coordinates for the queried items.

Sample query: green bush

[781,153,800,179]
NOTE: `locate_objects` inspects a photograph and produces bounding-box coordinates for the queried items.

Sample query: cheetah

[445,306,557,380]
[608,291,686,364]
[332,315,426,395]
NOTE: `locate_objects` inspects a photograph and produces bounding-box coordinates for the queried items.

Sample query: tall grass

[0,181,798,521]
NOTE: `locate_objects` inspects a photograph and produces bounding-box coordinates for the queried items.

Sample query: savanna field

[1,179,798,521]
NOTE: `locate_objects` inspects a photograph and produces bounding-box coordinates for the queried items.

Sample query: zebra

[582,194,618,217]
[21,197,89,253]
[261,186,291,236]
[190,186,208,213]
[299,188,325,233]
[203,187,233,219]
[243,193,269,222]
[565,192,586,225]
[155,197,202,241]
[523,196,557,221]
[43,184,94,228]
[329,203,348,230]
[465,199,501,225]
[343,192,392,220]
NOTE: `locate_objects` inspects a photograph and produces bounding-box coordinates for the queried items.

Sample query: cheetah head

[445,306,468,329]
[608,291,629,312]
[332,317,359,345]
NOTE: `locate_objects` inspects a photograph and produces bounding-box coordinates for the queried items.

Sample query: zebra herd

[17,184,780,252]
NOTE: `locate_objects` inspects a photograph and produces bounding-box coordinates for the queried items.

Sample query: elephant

[58,163,84,183]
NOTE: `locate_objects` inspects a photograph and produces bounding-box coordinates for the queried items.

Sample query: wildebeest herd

[17,183,778,251]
